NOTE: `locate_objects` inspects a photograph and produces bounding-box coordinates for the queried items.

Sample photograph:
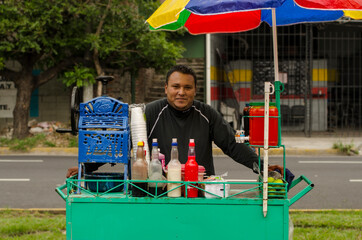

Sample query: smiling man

[67,64,285,179]
[145,64,262,176]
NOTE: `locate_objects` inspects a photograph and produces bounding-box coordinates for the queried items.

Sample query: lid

[172,138,177,146]
[189,139,195,147]
[137,141,144,147]
[249,102,276,107]
[152,138,158,147]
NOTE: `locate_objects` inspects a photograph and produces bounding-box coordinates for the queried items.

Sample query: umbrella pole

[272,8,280,82]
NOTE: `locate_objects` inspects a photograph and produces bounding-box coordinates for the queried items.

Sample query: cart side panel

[67,200,288,240]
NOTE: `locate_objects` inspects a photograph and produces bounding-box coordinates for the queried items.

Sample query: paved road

[213,155,362,209]
[0,154,361,209]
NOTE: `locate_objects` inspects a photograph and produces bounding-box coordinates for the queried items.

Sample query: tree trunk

[12,74,35,139]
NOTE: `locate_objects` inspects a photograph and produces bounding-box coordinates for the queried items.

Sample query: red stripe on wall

[211,87,251,101]
[312,87,328,99]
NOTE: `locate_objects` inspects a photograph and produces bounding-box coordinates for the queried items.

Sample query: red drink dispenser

[249,102,279,147]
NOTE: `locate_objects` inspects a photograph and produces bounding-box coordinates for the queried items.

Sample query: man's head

[165,65,197,111]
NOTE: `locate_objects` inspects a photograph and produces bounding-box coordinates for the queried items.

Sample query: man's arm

[209,106,261,172]
[66,163,104,178]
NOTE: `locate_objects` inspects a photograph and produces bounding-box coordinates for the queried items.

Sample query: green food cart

[56,81,313,240]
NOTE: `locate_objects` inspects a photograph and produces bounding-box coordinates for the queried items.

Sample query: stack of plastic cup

[130,105,150,164]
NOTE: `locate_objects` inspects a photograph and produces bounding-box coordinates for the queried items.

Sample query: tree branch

[34,57,85,88]
[93,0,112,96]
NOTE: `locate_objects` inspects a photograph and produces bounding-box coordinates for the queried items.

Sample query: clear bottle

[132,141,148,197]
[167,138,181,197]
[185,139,198,198]
[148,138,163,196]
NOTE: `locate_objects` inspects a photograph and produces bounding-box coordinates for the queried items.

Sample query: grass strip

[0,209,66,240]
[291,210,362,240]
[0,209,361,239]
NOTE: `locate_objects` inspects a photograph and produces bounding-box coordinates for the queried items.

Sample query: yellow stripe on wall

[312,69,337,82]
[227,69,252,83]
[211,66,252,82]
[210,66,222,81]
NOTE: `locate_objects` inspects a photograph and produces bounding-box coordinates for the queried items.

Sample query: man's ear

[164,83,168,94]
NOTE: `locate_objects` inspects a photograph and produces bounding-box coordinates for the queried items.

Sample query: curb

[212,147,340,156]
[0,147,340,156]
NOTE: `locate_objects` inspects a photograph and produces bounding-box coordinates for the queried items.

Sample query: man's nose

[178,87,185,95]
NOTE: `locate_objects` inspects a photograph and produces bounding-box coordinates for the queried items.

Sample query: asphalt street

[0,154,361,209]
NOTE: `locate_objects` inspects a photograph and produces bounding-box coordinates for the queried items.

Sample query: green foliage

[0,57,4,69]
[332,141,358,155]
[0,0,184,85]
[1,0,185,139]
[61,65,96,87]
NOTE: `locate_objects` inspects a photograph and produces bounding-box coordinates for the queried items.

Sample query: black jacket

[145,98,259,176]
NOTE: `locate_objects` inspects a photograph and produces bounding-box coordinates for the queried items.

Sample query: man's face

[165,71,196,111]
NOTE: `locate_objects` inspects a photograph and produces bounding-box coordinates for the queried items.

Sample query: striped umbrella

[147,0,362,34]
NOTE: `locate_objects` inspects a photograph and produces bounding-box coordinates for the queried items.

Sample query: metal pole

[263,82,274,217]
[272,9,280,83]
[262,8,279,218]
[206,34,211,105]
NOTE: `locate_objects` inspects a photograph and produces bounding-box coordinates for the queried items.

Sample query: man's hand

[66,166,78,178]
[268,165,284,176]
[268,165,295,191]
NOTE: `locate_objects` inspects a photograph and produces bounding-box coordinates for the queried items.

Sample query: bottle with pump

[167,138,181,197]
[185,139,199,198]
[148,138,163,196]
[132,141,148,197]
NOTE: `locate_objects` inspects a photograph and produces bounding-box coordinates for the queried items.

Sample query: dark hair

[166,65,197,86]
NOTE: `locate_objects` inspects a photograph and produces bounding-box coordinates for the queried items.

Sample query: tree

[0,0,184,139]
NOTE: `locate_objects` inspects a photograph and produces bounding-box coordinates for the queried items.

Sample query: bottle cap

[152,138,158,147]
[137,141,144,147]
[189,139,195,147]
[172,138,177,146]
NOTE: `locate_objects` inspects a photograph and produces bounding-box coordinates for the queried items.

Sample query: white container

[130,106,150,164]
[204,180,230,198]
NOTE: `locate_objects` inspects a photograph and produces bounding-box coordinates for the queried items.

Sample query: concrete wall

[37,78,71,122]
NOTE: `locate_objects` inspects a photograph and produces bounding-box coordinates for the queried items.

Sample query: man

[67,64,282,177]
[145,64,263,176]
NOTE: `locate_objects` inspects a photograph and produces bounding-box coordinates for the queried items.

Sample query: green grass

[68,137,78,148]
[0,210,361,239]
[0,210,66,240]
[0,133,77,151]
[291,210,362,240]
[0,134,47,151]
[332,141,359,155]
